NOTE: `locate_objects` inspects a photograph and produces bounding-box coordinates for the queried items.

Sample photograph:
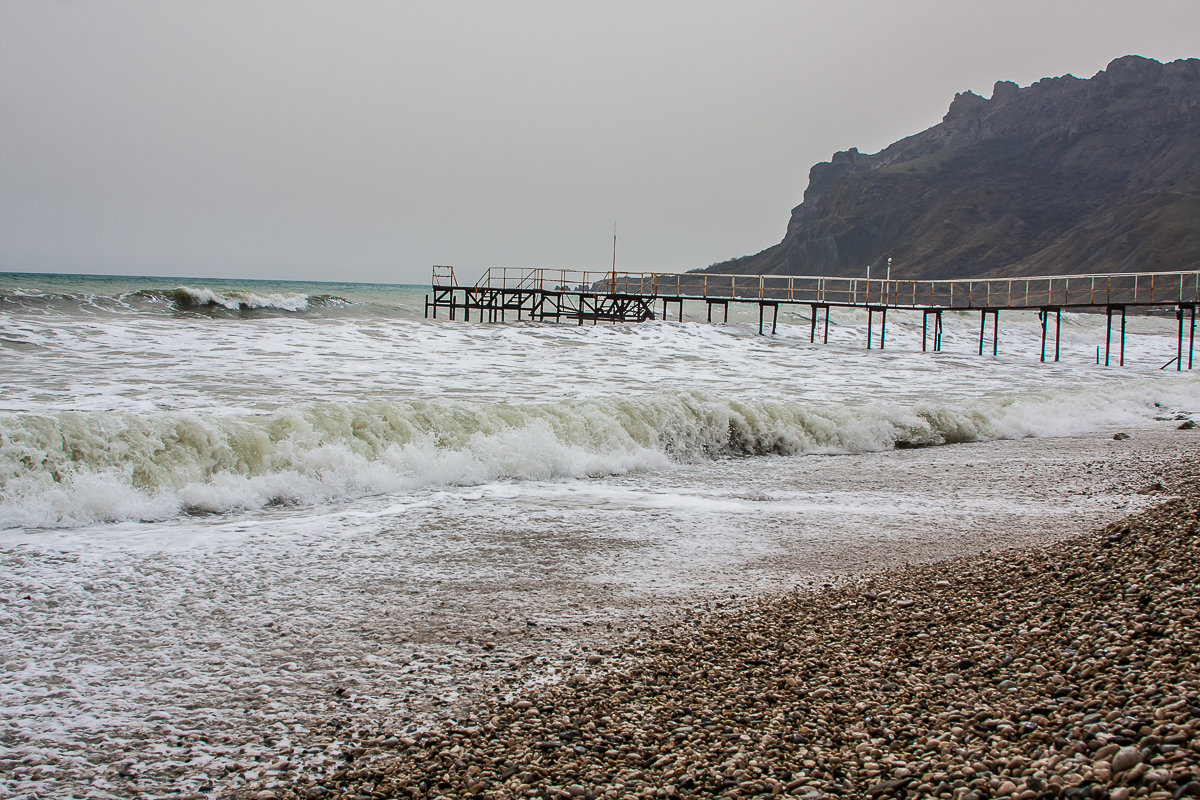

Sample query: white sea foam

[2,385,1193,528]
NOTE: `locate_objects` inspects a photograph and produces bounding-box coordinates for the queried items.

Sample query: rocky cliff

[702,55,1200,279]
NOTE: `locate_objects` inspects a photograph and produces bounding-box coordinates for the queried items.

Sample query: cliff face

[703,56,1200,279]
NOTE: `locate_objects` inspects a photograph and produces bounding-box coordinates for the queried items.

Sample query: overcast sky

[1,1,1197,285]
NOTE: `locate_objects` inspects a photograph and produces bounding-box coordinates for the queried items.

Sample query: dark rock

[698,55,1200,281]
[992,80,1020,102]
[866,778,910,796]
[1111,745,1142,772]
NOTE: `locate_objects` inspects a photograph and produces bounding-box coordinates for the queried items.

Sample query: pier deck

[426,266,1198,368]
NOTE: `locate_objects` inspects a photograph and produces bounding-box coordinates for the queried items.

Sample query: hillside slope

[702,56,1200,280]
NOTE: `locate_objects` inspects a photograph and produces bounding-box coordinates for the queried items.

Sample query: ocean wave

[0,289,110,314]
[143,286,354,314]
[0,389,1184,529]
[0,287,352,316]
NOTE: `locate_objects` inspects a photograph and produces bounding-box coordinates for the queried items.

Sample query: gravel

[262,458,1200,799]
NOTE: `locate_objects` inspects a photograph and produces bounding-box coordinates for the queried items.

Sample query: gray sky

[1,1,1197,285]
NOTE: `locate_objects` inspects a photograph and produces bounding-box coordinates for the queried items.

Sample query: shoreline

[4,425,1197,799]
[265,434,1200,800]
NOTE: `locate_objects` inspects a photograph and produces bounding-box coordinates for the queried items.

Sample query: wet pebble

[265,483,1200,800]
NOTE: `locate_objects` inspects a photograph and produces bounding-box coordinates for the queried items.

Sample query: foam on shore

[291,451,1200,800]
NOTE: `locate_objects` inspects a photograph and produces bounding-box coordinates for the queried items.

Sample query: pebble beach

[265,432,1200,800]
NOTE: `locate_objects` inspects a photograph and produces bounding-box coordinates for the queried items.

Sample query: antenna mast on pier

[611,222,617,294]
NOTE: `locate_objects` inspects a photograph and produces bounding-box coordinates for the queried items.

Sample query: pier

[427,266,1199,369]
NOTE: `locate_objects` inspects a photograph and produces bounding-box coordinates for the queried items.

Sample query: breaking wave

[0,286,351,316]
[0,389,1183,528]
[153,286,317,312]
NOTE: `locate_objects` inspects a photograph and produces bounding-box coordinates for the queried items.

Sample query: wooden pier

[426,266,1199,369]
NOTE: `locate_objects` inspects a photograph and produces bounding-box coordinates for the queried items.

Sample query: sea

[1,270,1198,798]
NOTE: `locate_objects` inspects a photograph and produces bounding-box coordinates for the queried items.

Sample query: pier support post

[979,310,998,356]
[1120,306,1126,366]
[1055,309,1061,362]
[810,304,818,343]
[1105,306,1126,366]
[823,305,830,344]
[864,306,887,349]
[759,303,765,336]
[1039,310,1048,361]
[1191,304,1196,369]
[1105,306,1113,366]
[922,309,942,352]
[758,303,778,335]
[1181,304,1198,370]
[1179,306,1186,371]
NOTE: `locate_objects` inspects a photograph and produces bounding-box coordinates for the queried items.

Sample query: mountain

[701,55,1200,280]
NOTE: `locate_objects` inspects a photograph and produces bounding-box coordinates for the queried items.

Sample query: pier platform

[426,266,1198,369]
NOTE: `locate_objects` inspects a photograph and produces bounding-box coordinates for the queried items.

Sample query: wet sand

[248,425,1200,799]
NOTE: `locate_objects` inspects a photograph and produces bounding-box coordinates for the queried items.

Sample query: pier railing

[460,267,1200,310]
